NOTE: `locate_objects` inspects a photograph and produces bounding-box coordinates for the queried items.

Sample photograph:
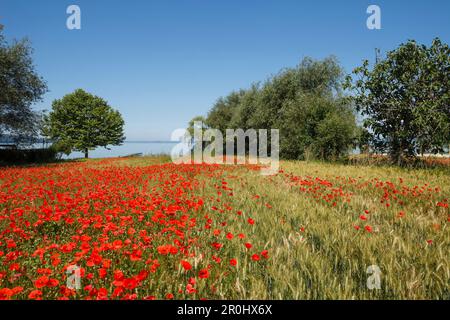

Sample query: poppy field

[0,156,448,300]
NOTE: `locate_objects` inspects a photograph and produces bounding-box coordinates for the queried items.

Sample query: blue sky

[1,0,449,140]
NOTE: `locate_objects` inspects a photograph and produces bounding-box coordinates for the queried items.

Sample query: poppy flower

[437,202,448,208]
[198,269,209,279]
[35,276,49,289]
[130,249,142,261]
[245,242,252,249]
[186,283,196,294]
[230,259,237,266]
[28,290,42,300]
[181,260,192,271]
[251,254,260,261]
[124,278,138,290]
[166,293,174,300]
[99,268,107,279]
[211,242,223,250]
[261,250,269,259]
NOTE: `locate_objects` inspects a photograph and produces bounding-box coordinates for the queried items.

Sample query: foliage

[195,57,358,161]
[43,89,125,158]
[206,91,246,134]
[0,25,48,145]
[345,38,450,165]
[0,147,57,165]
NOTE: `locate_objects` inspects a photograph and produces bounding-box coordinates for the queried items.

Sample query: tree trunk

[84,149,88,159]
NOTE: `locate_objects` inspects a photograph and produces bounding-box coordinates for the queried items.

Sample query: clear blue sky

[1,0,449,140]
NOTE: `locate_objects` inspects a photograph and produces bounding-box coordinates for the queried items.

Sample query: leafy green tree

[277,94,356,160]
[195,56,357,161]
[0,25,48,144]
[206,90,246,134]
[314,107,357,160]
[345,38,450,165]
[43,89,125,158]
[229,84,260,129]
[186,115,207,137]
[248,56,343,130]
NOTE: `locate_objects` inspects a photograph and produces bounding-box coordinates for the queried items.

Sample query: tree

[314,106,357,160]
[186,115,208,150]
[206,90,246,134]
[186,116,207,137]
[0,24,48,144]
[249,56,343,130]
[229,84,260,130]
[277,93,357,160]
[43,89,125,158]
[195,56,358,161]
[345,38,450,165]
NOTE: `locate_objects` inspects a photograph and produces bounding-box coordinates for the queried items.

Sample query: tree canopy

[345,38,450,165]
[0,25,48,145]
[190,56,358,160]
[43,89,125,158]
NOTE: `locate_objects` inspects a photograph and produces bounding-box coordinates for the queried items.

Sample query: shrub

[0,147,58,165]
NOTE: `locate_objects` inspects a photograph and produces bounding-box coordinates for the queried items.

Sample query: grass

[219,160,449,299]
[0,156,448,300]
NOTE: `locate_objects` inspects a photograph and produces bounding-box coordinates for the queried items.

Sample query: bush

[0,147,58,165]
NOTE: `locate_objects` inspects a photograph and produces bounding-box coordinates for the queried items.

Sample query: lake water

[63,142,178,159]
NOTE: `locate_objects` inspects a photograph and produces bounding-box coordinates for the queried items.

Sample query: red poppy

[230,259,237,266]
[251,254,260,261]
[211,242,223,250]
[124,278,138,290]
[261,250,269,259]
[166,293,174,300]
[186,283,196,294]
[28,290,42,300]
[198,269,209,279]
[181,260,192,271]
[35,276,49,289]
[99,268,107,279]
